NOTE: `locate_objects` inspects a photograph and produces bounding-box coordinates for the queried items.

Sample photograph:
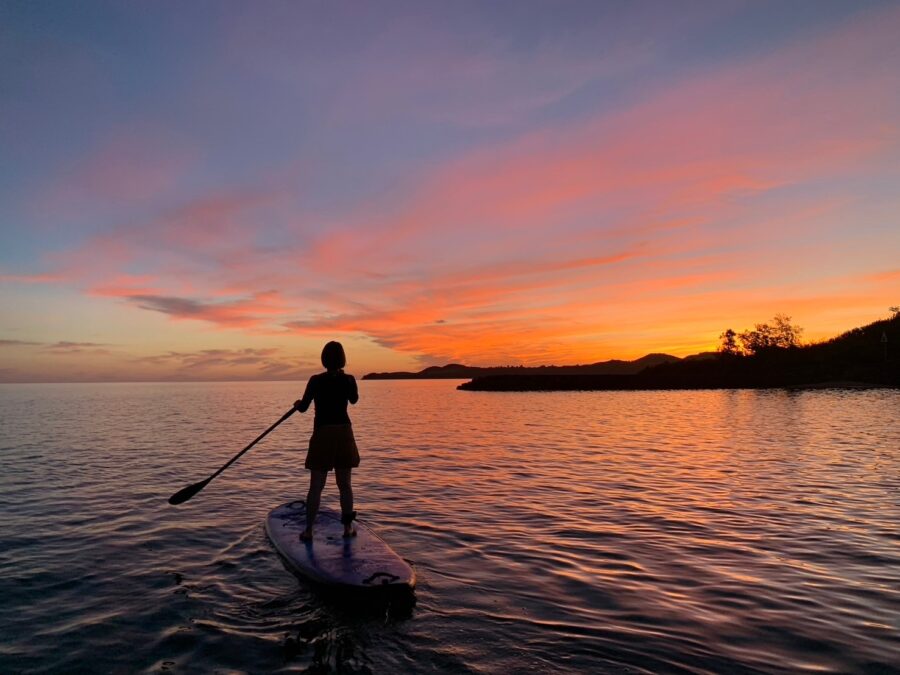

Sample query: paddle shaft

[169,407,295,504]
[208,407,296,482]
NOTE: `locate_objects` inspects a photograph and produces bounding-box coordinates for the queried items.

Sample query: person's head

[321,341,346,371]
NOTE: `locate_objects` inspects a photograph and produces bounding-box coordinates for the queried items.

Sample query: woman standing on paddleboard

[293,341,360,541]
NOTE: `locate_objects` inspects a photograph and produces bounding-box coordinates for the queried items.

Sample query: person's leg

[302,470,328,541]
[335,468,356,536]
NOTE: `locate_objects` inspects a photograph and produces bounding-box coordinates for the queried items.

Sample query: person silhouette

[293,341,360,541]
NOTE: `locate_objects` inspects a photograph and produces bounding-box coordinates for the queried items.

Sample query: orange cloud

[868,269,900,284]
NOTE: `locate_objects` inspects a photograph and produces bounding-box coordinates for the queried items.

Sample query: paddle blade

[168,478,210,505]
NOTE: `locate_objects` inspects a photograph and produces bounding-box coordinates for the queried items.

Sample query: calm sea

[0,381,898,674]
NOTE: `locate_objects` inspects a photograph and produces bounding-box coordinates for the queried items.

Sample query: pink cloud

[0,273,64,284]
[293,3,899,290]
[89,274,161,298]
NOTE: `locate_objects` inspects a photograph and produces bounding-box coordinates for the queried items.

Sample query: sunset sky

[2,0,899,382]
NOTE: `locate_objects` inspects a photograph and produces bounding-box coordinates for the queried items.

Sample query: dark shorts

[305,424,360,471]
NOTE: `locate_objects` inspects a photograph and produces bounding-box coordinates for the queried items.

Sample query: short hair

[321,341,346,370]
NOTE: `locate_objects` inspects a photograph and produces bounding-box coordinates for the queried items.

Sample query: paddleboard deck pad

[266,501,415,589]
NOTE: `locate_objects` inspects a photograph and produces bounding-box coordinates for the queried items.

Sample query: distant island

[362,353,701,380]
[456,313,899,391]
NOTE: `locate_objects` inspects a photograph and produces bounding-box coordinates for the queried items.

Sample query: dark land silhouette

[363,353,689,380]
[451,313,899,391]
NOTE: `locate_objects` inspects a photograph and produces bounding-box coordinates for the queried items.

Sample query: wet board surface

[265,501,415,589]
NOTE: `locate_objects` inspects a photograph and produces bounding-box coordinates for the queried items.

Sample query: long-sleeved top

[296,371,359,428]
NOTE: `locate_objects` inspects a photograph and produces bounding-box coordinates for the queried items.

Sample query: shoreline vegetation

[363,313,900,392]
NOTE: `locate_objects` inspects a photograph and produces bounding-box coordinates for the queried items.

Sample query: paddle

[168,407,296,505]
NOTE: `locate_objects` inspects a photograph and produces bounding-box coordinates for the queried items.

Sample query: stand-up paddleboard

[266,501,415,589]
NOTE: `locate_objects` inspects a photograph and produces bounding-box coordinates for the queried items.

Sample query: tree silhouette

[719,328,740,355]
[720,314,803,356]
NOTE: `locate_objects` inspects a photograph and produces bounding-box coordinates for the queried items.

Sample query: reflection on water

[0,381,898,673]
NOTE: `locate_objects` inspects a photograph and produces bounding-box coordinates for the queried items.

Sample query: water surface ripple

[1,382,898,673]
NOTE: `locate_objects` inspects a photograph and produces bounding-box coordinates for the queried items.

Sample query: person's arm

[294,377,315,413]
[347,374,359,405]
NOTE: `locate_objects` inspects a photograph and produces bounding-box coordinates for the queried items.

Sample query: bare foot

[343,527,357,538]
[299,529,313,542]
